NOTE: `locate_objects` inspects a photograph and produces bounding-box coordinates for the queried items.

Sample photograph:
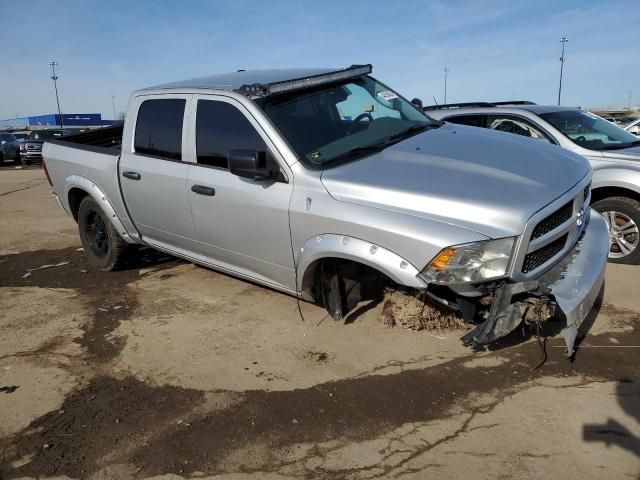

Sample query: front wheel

[77,196,128,270]
[592,196,640,265]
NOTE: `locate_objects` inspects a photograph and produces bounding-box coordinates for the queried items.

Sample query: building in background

[0,113,120,129]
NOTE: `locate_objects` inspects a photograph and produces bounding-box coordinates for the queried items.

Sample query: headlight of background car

[420,237,515,284]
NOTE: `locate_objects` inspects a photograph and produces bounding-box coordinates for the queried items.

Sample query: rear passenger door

[186,95,295,292]
[120,95,202,259]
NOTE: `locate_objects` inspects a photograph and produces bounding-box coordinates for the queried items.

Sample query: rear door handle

[191,185,216,196]
[122,171,141,180]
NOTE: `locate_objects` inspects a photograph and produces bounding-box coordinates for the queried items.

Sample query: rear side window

[134,99,185,160]
[445,114,485,128]
[196,100,267,169]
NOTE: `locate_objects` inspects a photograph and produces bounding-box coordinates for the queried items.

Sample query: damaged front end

[459,210,609,355]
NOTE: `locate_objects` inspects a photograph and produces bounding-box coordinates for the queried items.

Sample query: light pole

[557,37,568,106]
[444,67,450,104]
[110,94,116,119]
[628,90,632,111]
[48,60,64,127]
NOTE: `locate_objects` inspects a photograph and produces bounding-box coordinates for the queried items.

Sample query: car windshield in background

[256,76,433,166]
[540,110,640,150]
[28,130,71,140]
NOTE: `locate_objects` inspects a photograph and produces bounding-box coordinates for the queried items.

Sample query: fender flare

[297,234,427,301]
[64,174,138,244]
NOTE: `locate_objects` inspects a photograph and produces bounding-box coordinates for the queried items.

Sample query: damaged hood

[321,123,590,238]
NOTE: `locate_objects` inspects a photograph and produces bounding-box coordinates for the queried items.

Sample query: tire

[77,196,129,271]
[20,156,31,165]
[591,196,640,265]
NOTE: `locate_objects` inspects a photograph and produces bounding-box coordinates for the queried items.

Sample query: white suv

[426,101,640,264]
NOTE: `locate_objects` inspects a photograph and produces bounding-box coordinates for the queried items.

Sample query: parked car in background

[20,129,71,164]
[41,66,608,354]
[426,102,640,264]
[625,117,640,136]
[0,131,20,164]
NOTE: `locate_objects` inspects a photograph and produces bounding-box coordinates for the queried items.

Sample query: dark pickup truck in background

[20,129,71,164]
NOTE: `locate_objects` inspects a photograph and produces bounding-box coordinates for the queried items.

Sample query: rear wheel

[77,196,128,270]
[592,196,640,265]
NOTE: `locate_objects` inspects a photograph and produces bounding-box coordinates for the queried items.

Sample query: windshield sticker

[377,90,398,101]
[310,151,321,160]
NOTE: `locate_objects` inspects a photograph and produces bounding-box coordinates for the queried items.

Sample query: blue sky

[0,0,638,120]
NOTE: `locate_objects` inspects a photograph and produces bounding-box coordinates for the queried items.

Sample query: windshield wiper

[385,123,432,144]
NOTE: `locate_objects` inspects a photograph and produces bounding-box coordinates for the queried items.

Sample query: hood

[321,124,590,238]
[600,145,640,162]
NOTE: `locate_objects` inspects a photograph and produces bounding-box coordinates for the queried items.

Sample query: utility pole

[110,94,116,119]
[628,90,632,111]
[557,37,568,106]
[48,60,64,127]
[444,67,450,104]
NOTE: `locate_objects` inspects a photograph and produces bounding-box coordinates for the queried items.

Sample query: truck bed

[42,125,139,243]
[49,125,123,154]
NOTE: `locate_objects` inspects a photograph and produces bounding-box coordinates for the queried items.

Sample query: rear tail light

[42,159,53,187]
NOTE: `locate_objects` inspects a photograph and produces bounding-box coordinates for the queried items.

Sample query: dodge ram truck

[42,65,610,354]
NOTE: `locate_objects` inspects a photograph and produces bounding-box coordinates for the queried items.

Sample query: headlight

[420,237,515,284]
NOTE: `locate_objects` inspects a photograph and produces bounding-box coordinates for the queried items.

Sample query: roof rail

[491,100,536,106]
[423,102,496,111]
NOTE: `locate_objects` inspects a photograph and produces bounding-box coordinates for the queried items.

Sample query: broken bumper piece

[462,210,609,355]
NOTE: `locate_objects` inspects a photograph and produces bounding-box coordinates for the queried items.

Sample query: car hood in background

[321,124,590,238]
[600,145,640,162]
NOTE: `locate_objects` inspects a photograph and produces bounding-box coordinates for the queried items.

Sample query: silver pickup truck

[42,65,609,354]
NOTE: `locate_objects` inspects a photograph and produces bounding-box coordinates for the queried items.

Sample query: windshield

[256,76,434,166]
[12,133,29,140]
[28,130,71,140]
[540,110,640,150]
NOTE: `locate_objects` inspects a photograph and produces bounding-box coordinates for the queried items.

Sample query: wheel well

[68,188,90,222]
[302,257,393,304]
[591,186,640,205]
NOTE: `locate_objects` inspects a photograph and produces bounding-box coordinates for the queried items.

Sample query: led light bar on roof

[236,65,372,98]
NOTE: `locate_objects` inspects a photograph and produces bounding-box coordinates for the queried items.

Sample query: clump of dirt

[382,289,468,332]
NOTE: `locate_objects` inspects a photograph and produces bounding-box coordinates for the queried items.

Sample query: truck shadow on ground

[583,378,640,458]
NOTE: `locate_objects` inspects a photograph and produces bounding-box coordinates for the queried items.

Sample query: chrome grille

[522,234,567,273]
[530,201,572,240]
[514,182,590,279]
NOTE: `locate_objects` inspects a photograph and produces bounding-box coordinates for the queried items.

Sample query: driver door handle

[122,171,141,180]
[191,185,216,196]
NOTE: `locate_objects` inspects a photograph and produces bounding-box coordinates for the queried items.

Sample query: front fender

[297,234,427,301]
[64,174,139,244]
[592,167,640,195]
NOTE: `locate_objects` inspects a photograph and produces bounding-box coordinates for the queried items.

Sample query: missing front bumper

[462,210,609,355]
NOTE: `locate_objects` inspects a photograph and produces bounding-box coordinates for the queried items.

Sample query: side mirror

[228,149,275,181]
[411,98,423,109]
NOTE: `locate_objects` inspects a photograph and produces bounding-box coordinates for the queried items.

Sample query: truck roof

[143,68,337,92]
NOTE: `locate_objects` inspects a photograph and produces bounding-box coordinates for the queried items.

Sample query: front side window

[256,75,434,167]
[486,115,551,142]
[196,100,267,169]
[134,98,185,160]
[540,110,640,150]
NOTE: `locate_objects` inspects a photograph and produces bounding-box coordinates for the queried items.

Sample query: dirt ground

[0,168,638,479]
